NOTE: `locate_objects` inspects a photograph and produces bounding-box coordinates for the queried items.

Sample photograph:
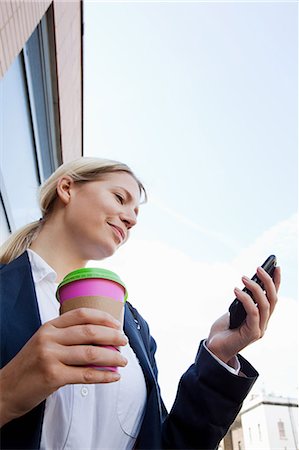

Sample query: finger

[256,266,279,315]
[62,365,122,385]
[58,344,128,368]
[55,324,128,347]
[233,288,261,340]
[50,308,121,330]
[273,266,281,292]
[242,276,270,332]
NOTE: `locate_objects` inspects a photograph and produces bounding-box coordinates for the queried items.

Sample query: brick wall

[0,1,51,77]
[0,0,82,162]
[53,1,83,162]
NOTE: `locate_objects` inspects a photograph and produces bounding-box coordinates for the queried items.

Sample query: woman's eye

[115,193,124,204]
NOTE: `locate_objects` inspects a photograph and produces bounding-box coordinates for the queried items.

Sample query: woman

[0,157,280,450]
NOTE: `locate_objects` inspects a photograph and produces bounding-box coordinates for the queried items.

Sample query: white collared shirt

[27,249,147,450]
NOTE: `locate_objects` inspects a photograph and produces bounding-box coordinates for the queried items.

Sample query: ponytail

[0,220,42,264]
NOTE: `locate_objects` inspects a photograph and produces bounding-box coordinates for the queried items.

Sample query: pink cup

[56,268,127,372]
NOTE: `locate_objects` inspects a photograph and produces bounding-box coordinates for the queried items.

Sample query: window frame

[0,7,61,237]
[23,11,61,182]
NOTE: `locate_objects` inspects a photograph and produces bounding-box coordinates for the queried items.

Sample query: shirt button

[81,387,89,397]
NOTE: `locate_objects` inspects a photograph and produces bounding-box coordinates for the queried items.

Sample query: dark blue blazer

[0,252,258,449]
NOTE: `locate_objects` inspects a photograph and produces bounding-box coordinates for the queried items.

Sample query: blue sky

[84,1,297,407]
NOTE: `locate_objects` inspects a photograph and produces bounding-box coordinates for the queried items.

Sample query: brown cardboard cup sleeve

[59,296,124,327]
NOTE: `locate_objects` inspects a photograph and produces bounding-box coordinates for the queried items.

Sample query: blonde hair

[0,157,146,264]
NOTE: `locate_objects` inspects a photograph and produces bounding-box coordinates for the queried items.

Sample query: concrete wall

[241,403,271,450]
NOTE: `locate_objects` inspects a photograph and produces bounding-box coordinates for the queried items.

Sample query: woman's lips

[108,223,125,243]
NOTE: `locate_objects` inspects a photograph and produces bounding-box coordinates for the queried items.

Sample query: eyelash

[115,193,124,204]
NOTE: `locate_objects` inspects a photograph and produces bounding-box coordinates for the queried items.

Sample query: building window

[0,192,11,242]
[258,423,262,441]
[278,419,286,439]
[0,54,41,232]
[248,427,252,443]
[0,11,60,242]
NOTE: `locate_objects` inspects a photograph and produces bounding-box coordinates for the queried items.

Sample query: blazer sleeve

[136,308,258,450]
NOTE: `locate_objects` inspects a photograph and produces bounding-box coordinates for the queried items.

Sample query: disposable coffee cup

[56,268,128,372]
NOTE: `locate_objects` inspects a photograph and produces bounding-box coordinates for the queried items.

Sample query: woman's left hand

[206,266,281,366]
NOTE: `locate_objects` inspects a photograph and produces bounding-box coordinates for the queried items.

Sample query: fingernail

[242,276,250,282]
[111,373,121,381]
[234,287,241,293]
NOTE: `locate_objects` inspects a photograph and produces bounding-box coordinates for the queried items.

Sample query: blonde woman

[0,157,280,450]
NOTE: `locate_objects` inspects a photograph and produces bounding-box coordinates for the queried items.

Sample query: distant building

[0,1,83,242]
[219,414,243,450]
[241,394,298,450]
[221,394,298,450]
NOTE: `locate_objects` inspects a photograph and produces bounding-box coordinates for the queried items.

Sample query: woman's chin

[90,245,117,261]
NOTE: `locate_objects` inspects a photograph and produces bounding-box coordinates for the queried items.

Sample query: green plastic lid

[57,267,128,301]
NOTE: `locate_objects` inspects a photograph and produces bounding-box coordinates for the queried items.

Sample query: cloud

[232,213,297,298]
[90,213,298,409]
[240,295,298,399]
[150,195,241,252]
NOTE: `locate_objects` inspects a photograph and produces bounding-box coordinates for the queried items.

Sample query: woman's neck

[29,220,88,283]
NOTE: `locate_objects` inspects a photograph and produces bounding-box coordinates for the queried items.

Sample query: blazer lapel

[124,304,164,449]
[0,252,41,366]
[124,305,157,393]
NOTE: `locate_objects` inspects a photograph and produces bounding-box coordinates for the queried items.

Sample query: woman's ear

[56,176,74,205]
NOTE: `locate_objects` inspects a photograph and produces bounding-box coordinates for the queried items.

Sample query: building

[221,394,298,450]
[0,1,83,243]
[241,394,298,450]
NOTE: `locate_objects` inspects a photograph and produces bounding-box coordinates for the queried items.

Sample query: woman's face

[61,171,141,260]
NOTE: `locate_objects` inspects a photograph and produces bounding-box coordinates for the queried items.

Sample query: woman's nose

[121,210,137,229]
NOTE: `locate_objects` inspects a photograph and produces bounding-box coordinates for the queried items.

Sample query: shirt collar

[27,249,57,283]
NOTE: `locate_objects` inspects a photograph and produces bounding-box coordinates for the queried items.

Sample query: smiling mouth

[108,223,125,243]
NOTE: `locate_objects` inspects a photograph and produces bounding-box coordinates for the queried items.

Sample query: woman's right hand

[0,308,128,427]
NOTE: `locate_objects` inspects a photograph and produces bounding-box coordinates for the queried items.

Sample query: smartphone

[228,255,277,329]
